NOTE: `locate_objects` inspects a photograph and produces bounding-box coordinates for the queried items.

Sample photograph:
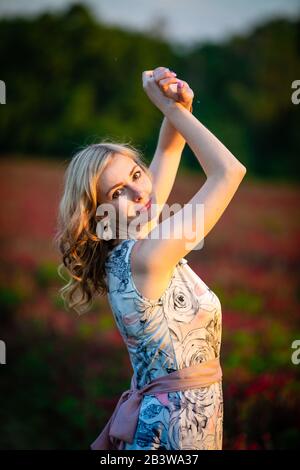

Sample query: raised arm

[138,73,246,271]
[149,67,194,215]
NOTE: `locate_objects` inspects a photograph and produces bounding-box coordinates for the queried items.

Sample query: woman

[55,66,247,450]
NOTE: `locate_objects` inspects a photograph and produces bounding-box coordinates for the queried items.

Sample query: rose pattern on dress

[104,238,223,450]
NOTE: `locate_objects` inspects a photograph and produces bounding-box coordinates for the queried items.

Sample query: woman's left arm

[149,67,193,210]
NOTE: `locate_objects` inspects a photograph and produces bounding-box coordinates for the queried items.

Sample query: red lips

[143,199,152,210]
[139,198,152,213]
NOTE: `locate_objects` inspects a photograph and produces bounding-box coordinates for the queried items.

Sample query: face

[98,153,156,240]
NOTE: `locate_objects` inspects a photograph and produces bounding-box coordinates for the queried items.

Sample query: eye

[112,170,142,199]
[112,188,123,199]
[133,170,142,180]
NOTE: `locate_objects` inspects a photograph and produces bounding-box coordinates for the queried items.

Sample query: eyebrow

[106,164,139,197]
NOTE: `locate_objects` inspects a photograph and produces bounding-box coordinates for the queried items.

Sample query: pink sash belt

[90,356,222,450]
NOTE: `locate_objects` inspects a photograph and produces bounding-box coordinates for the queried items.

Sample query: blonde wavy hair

[53,140,152,315]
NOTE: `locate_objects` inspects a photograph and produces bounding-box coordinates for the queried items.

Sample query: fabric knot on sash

[90,356,222,450]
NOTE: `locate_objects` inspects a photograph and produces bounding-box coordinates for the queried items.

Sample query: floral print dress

[104,238,223,450]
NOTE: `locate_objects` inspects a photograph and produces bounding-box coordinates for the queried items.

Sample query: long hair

[53,140,152,315]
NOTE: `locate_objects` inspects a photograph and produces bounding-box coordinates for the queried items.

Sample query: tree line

[0,3,299,180]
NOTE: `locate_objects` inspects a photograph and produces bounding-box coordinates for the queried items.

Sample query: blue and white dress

[104,238,223,450]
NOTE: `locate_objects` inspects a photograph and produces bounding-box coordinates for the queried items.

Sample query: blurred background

[0,0,299,450]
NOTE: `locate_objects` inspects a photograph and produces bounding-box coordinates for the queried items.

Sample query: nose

[131,191,148,215]
[134,195,142,203]
[132,190,144,203]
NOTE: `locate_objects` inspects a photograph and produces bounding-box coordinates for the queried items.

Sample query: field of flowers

[0,157,299,449]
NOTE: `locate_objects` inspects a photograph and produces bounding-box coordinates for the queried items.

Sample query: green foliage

[0,286,24,323]
[227,290,264,314]
[52,293,65,310]
[77,321,95,339]
[35,261,60,287]
[0,286,23,309]
[98,314,115,331]
[56,395,85,429]
[224,322,299,375]
[0,4,299,179]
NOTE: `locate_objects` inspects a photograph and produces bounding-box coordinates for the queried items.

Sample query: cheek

[115,197,132,218]
[142,175,152,193]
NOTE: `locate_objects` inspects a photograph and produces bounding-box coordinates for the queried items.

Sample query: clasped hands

[149,66,194,112]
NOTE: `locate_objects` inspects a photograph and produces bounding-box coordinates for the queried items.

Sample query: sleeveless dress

[104,238,223,450]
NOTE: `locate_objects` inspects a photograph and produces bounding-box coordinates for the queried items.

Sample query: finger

[142,70,154,81]
[158,81,179,101]
[177,80,188,92]
[153,67,176,80]
[142,70,155,86]
[159,72,177,83]
[158,77,179,88]
[178,81,194,98]
[177,81,188,98]
[153,67,170,78]
[152,68,165,81]
[155,70,176,82]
